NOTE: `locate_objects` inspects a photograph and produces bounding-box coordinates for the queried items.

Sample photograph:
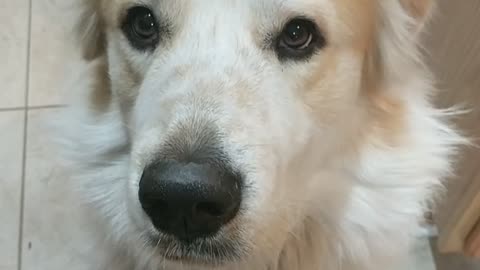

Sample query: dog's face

[76,0,434,268]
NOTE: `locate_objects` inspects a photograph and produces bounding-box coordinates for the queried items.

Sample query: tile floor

[0,0,461,270]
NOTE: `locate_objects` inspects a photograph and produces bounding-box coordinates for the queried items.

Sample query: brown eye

[276,18,326,61]
[282,20,312,49]
[122,6,160,50]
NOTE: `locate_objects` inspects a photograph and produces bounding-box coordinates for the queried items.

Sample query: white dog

[56,0,464,269]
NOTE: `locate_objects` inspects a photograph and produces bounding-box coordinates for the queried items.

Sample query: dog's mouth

[146,233,246,266]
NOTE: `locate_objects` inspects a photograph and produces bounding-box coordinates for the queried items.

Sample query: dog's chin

[145,233,245,267]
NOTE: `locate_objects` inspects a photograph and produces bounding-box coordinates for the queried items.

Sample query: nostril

[155,200,169,213]
[142,198,169,213]
[195,202,226,218]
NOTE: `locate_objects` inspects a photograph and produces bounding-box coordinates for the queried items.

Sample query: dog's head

[71,0,455,268]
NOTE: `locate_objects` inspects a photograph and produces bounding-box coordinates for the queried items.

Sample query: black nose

[139,160,242,240]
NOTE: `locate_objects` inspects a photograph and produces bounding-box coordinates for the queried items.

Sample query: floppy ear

[75,0,106,60]
[399,0,434,29]
[370,0,435,84]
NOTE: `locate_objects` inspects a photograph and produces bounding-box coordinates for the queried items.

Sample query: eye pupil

[134,13,156,37]
[275,18,325,61]
[282,20,312,49]
[284,23,309,47]
[122,6,160,50]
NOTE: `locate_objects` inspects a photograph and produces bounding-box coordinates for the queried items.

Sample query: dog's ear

[75,0,106,60]
[399,0,434,30]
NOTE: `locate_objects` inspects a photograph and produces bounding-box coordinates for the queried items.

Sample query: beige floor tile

[22,108,106,270]
[28,0,84,107]
[0,0,29,109]
[0,111,24,270]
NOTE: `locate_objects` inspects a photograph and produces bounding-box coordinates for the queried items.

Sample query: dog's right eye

[122,6,160,51]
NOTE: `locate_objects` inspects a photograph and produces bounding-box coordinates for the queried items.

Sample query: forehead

[100,0,335,23]
[102,0,335,12]
[99,0,376,46]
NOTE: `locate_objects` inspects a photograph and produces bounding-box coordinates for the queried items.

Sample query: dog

[55,0,465,269]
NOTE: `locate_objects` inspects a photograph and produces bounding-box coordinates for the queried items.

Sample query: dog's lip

[162,253,216,266]
[146,233,240,266]
[160,247,231,267]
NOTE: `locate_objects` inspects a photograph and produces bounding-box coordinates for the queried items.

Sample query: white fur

[53,0,465,269]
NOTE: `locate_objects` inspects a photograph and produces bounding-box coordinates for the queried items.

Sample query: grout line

[0,107,25,112]
[0,104,67,112]
[29,104,68,110]
[18,0,33,269]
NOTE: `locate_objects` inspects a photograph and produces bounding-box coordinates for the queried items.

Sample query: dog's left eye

[122,6,160,50]
[275,18,326,61]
